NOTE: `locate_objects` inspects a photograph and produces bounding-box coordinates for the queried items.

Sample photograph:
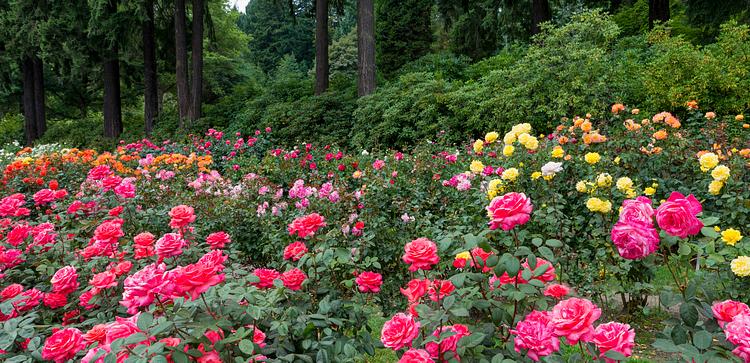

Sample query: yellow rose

[470,160,485,174]
[625,189,636,198]
[644,187,656,196]
[711,165,730,181]
[576,181,588,193]
[731,256,750,277]
[502,168,519,182]
[616,177,633,191]
[518,133,531,145]
[455,251,471,260]
[487,179,503,199]
[708,180,724,195]
[513,123,532,135]
[503,132,516,145]
[586,197,603,212]
[614,156,621,164]
[600,200,612,213]
[699,152,719,172]
[531,171,542,180]
[596,173,613,187]
[722,228,742,246]
[524,137,539,150]
[473,140,484,154]
[503,145,515,157]
[585,152,601,164]
[551,147,564,158]
[485,132,499,144]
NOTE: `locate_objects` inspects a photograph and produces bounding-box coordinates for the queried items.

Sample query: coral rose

[402,237,440,272]
[287,213,326,238]
[206,231,231,249]
[550,298,602,344]
[169,205,196,229]
[280,268,307,291]
[283,241,308,261]
[252,268,280,289]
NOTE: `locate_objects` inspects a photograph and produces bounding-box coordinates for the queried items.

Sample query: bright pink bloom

[381,313,421,351]
[610,221,660,259]
[280,268,307,291]
[355,271,383,293]
[41,328,86,362]
[592,322,635,363]
[400,279,428,302]
[169,205,196,229]
[168,261,225,300]
[511,311,560,361]
[725,313,750,362]
[486,192,533,231]
[619,197,654,225]
[469,247,494,272]
[252,268,280,289]
[523,258,556,282]
[402,237,439,272]
[287,213,326,238]
[425,324,470,360]
[655,192,703,238]
[89,271,118,292]
[51,266,79,295]
[155,233,187,258]
[120,263,168,314]
[428,280,455,301]
[43,292,68,309]
[399,349,433,363]
[283,241,308,261]
[543,284,571,299]
[1,283,23,301]
[713,300,750,328]
[550,298,602,344]
[206,231,231,249]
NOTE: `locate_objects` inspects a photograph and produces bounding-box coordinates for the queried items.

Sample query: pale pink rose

[655,192,703,238]
[381,313,421,351]
[592,322,635,362]
[550,298,602,344]
[486,192,533,231]
[511,310,560,361]
[402,237,439,272]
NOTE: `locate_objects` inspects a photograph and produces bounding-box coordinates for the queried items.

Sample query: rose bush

[0,104,746,362]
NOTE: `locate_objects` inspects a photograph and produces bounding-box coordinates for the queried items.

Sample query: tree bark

[190,0,203,121]
[314,0,329,95]
[175,0,191,127]
[143,0,159,135]
[103,43,123,138]
[357,0,376,96]
[22,57,37,145]
[531,0,551,35]
[32,56,46,138]
[648,0,670,29]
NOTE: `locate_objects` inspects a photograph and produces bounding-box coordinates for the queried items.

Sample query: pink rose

[42,328,86,362]
[655,192,703,238]
[155,233,187,258]
[43,292,68,309]
[283,241,308,261]
[619,196,654,225]
[280,268,307,291]
[169,205,196,229]
[427,279,455,301]
[486,192,533,231]
[550,298,602,344]
[0,283,23,301]
[713,300,750,328]
[381,313,421,351]
[399,349,433,363]
[523,258,556,282]
[89,271,118,291]
[610,221,660,259]
[511,310,560,361]
[725,313,750,362]
[287,213,326,238]
[169,262,225,300]
[592,322,635,363]
[252,268,280,289]
[543,284,571,299]
[206,231,231,249]
[106,315,143,345]
[355,271,383,293]
[120,263,168,314]
[400,279,428,302]
[51,266,79,295]
[402,237,440,272]
[425,324,470,360]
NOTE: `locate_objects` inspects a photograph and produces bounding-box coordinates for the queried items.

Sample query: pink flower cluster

[610,196,659,259]
[486,192,533,231]
[714,300,750,362]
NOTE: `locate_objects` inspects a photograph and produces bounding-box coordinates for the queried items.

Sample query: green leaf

[701,216,720,226]
[505,256,520,276]
[458,332,485,348]
[238,339,255,355]
[545,239,563,248]
[137,312,153,331]
[701,227,719,238]
[603,350,627,361]
[692,330,712,350]
[680,303,699,327]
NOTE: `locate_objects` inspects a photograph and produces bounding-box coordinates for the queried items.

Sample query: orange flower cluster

[145,153,213,173]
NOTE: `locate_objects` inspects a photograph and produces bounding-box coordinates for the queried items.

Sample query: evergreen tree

[376,0,432,77]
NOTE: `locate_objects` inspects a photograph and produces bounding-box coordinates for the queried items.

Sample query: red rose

[283,241,308,261]
[252,268,280,289]
[1,283,23,301]
[428,279,455,301]
[400,279,428,302]
[43,292,68,309]
[280,268,307,291]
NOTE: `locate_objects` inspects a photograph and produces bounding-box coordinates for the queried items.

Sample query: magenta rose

[511,310,560,362]
[486,192,533,231]
[550,298,602,344]
[402,237,440,272]
[42,328,87,363]
[618,196,654,225]
[51,265,79,295]
[655,192,703,238]
[610,221,660,259]
[592,322,635,363]
[381,313,421,351]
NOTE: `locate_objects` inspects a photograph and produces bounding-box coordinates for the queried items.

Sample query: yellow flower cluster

[503,123,538,150]
[584,152,601,165]
[487,179,504,199]
[586,197,612,213]
[699,152,719,172]
[615,177,637,198]
[731,256,750,277]
[473,140,484,154]
[551,146,564,159]
[485,132,499,144]
[596,173,612,187]
[501,168,519,182]
[698,152,730,195]
[470,160,485,174]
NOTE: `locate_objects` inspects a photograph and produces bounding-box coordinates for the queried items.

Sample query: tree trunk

[143,0,159,135]
[314,0,329,95]
[648,0,670,29]
[22,57,37,145]
[531,0,551,35]
[357,0,376,97]
[175,0,191,127]
[32,56,46,137]
[103,43,123,138]
[190,0,203,121]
